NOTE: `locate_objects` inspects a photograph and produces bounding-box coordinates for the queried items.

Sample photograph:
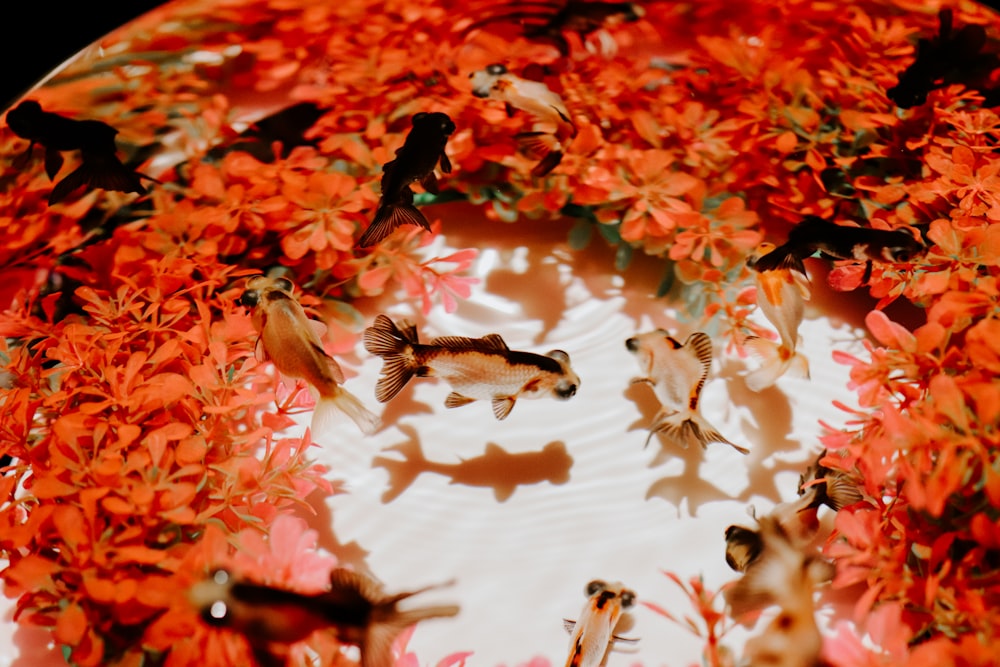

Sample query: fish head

[545,349,579,400]
[745,242,776,269]
[724,525,763,572]
[583,579,636,612]
[881,233,924,263]
[625,329,677,376]
[6,100,45,138]
[412,111,456,136]
[468,63,507,98]
[240,276,295,308]
[188,569,236,626]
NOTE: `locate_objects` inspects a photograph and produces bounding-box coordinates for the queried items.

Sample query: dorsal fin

[431,333,509,352]
[683,332,713,397]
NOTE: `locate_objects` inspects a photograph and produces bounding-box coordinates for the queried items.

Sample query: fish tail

[363,315,419,403]
[514,131,564,177]
[327,569,458,667]
[743,337,809,392]
[648,409,748,455]
[49,157,147,204]
[311,387,380,436]
[358,201,432,247]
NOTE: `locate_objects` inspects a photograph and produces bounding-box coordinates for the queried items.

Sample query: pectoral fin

[44,147,64,180]
[491,396,516,420]
[420,170,440,194]
[444,392,476,409]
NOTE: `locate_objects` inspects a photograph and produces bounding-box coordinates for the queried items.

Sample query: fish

[725,516,833,667]
[742,242,812,392]
[562,579,638,667]
[625,330,748,455]
[459,1,645,56]
[724,524,764,573]
[357,112,456,247]
[887,9,1000,109]
[750,216,924,275]
[238,276,379,435]
[5,99,154,204]
[798,454,864,512]
[189,567,459,667]
[468,63,577,177]
[373,434,572,502]
[363,314,580,420]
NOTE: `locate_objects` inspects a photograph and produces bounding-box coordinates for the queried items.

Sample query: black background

[1,1,166,111]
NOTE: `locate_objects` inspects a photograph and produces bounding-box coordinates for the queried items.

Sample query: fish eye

[625,337,639,352]
[486,63,508,75]
[585,580,606,596]
[238,290,259,307]
[273,277,293,292]
[555,381,577,399]
[619,590,636,608]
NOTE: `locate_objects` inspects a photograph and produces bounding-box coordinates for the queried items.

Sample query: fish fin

[254,336,269,363]
[743,337,809,392]
[44,147,63,180]
[530,150,563,177]
[312,388,380,435]
[792,268,812,300]
[444,392,476,409]
[364,314,408,356]
[682,331,713,400]
[492,396,516,420]
[649,410,748,455]
[562,618,576,634]
[358,200,431,247]
[420,170,440,194]
[505,102,517,118]
[374,356,416,403]
[48,159,147,204]
[629,376,655,388]
[751,244,806,275]
[430,333,509,352]
[398,320,420,344]
[307,317,329,340]
[310,342,347,385]
[610,633,640,645]
[514,131,559,160]
[551,105,572,125]
[439,151,452,174]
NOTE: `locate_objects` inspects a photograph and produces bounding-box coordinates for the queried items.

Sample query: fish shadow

[624,383,735,517]
[372,424,573,502]
[484,259,568,345]
[370,379,435,432]
[294,487,371,571]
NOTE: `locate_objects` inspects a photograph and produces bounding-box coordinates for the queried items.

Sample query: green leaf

[615,243,633,271]
[656,261,676,297]
[568,219,593,250]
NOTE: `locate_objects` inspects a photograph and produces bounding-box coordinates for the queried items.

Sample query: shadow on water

[624,383,736,517]
[296,487,371,572]
[373,424,573,502]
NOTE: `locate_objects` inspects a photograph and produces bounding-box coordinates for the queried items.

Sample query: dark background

[1,1,166,111]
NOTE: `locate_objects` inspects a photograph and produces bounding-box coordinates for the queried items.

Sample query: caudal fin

[312,387,381,435]
[646,409,748,455]
[49,156,148,204]
[326,568,459,667]
[515,131,564,177]
[358,201,432,247]
[363,315,419,402]
[743,337,809,392]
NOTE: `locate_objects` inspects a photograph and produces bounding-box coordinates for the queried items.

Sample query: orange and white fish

[563,580,638,667]
[625,330,748,455]
[743,242,811,392]
[468,63,577,177]
[238,276,379,435]
[363,314,580,420]
[725,516,833,667]
[189,567,459,667]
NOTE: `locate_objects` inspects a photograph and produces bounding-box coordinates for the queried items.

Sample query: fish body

[239,276,379,435]
[743,242,811,392]
[564,580,637,667]
[358,112,455,247]
[725,517,831,667]
[469,63,577,177]
[625,330,748,455]
[363,314,579,420]
[373,437,572,501]
[751,216,924,274]
[189,568,459,667]
[5,99,150,204]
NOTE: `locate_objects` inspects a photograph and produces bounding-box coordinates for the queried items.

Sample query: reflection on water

[374,424,573,502]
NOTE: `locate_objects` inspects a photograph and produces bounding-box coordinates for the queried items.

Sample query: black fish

[357,112,455,247]
[750,216,924,275]
[887,9,1000,109]
[6,100,153,204]
[460,1,645,56]
[189,567,459,667]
